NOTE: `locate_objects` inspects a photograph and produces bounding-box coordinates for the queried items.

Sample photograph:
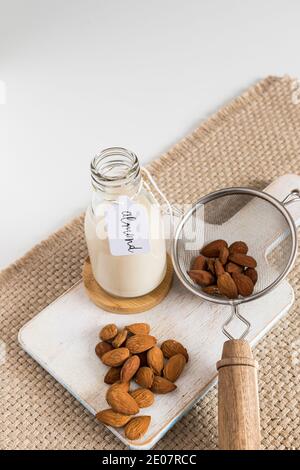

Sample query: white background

[1,0,300,269]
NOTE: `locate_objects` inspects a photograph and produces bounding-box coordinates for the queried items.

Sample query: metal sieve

[171,186,300,450]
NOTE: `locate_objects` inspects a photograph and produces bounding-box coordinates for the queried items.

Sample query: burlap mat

[1,76,299,450]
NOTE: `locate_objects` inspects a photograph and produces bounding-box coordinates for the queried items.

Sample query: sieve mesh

[173,189,297,306]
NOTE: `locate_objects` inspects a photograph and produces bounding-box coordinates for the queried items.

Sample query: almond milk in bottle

[84,148,167,298]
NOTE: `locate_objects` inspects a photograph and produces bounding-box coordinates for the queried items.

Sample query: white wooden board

[18,174,300,449]
[19,279,294,449]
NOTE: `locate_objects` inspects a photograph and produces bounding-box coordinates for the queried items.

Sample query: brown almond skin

[232,272,254,297]
[107,381,130,394]
[229,253,257,268]
[229,241,248,255]
[245,267,258,285]
[126,335,157,354]
[219,245,229,265]
[106,389,139,415]
[101,347,130,367]
[201,239,228,258]
[161,340,189,362]
[112,329,128,348]
[202,285,221,295]
[217,273,238,299]
[104,367,121,385]
[188,270,214,286]
[207,258,216,275]
[191,255,207,271]
[163,354,186,382]
[125,416,151,440]
[96,409,132,428]
[215,259,225,276]
[126,323,150,335]
[130,389,154,408]
[120,355,140,383]
[147,346,164,376]
[135,367,154,389]
[95,341,113,359]
[225,262,243,274]
[151,376,177,394]
[99,324,118,342]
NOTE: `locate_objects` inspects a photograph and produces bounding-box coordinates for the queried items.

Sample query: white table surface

[1,0,300,269]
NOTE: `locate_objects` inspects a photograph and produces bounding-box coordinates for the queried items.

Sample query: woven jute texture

[1,76,300,450]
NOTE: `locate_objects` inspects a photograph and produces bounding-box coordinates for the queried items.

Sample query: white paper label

[105,196,150,256]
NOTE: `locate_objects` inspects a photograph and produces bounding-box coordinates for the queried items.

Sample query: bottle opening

[91,147,140,190]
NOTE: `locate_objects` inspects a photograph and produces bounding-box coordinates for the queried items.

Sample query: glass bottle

[84,147,167,298]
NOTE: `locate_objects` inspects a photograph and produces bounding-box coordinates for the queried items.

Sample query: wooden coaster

[82,255,173,314]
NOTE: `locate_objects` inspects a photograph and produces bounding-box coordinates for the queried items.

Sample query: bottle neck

[91,147,142,199]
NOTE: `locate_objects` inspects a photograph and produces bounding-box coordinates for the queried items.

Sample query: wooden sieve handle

[216,339,261,450]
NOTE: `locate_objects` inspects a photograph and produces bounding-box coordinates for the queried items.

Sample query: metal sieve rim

[172,187,298,306]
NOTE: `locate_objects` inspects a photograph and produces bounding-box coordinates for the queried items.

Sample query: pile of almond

[95,322,188,441]
[188,239,258,299]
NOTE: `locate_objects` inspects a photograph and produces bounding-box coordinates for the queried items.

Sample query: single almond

[126,335,157,354]
[215,259,225,276]
[217,273,238,299]
[151,376,177,394]
[112,329,128,348]
[229,253,257,268]
[126,323,150,335]
[124,416,151,440]
[99,324,118,342]
[135,367,154,389]
[232,272,254,297]
[106,389,139,415]
[219,245,229,265]
[245,267,258,285]
[207,258,216,275]
[229,241,248,255]
[130,389,154,408]
[191,255,207,271]
[225,262,243,274]
[101,347,130,367]
[96,409,132,428]
[202,285,221,295]
[188,270,214,286]
[161,340,189,362]
[95,341,113,359]
[120,355,140,383]
[104,367,121,385]
[201,239,228,258]
[147,346,164,376]
[163,354,186,382]
[107,381,130,394]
